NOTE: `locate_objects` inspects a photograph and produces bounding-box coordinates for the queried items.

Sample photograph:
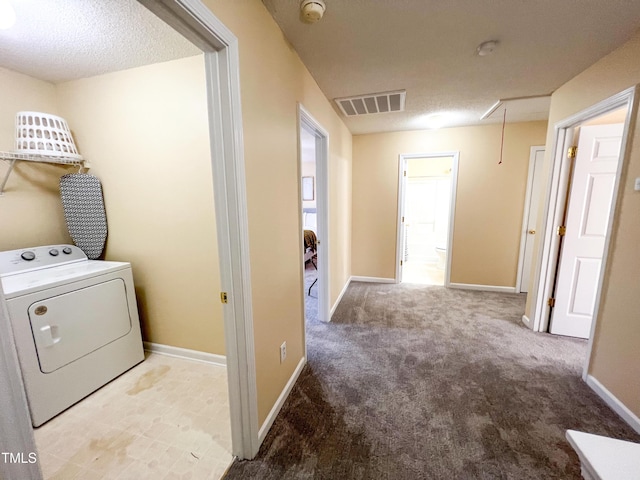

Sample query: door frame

[298,105,330,327]
[395,152,459,286]
[529,86,638,378]
[0,1,262,475]
[140,0,260,459]
[549,123,624,338]
[515,146,545,294]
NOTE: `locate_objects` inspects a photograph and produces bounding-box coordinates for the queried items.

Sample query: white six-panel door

[549,123,624,338]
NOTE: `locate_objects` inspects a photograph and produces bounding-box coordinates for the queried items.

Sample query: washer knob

[49,249,59,256]
[21,251,36,261]
[62,247,72,255]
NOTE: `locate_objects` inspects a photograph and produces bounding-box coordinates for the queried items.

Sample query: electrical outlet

[280,341,287,363]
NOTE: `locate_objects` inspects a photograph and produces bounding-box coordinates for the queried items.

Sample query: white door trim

[395,152,459,287]
[139,0,259,459]
[395,156,408,283]
[515,146,545,293]
[528,86,638,379]
[298,104,330,325]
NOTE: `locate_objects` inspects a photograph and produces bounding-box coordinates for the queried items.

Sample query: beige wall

[201,0,352,425]
[525,29,640,418]
[54,55,225,355]
[0,68,74,250]
[352,122,547,286]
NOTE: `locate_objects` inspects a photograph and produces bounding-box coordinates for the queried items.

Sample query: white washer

[0,244,144,427]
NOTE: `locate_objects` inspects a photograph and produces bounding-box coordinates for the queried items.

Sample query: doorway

[516,146,545,294]
[0,2,259,479]
[549,120,625,338]
[298,105,329,327]
[300,126,319,323]
[396,152,459,286]
[531,88,635,353]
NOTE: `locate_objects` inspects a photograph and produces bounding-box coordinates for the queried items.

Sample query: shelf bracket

[0,158,18,196]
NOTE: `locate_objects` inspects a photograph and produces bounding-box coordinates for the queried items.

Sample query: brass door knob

[528,230,536,234]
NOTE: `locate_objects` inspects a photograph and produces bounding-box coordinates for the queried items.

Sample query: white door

[549,123,624,338]
[519,147,545,293]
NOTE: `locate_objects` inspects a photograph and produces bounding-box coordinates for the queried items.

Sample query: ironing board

[59,173,108,260]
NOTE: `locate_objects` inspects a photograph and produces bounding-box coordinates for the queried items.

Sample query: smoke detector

[300,0,325,23]
[476,40,499,56]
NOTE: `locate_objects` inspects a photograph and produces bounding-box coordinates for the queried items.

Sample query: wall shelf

[0,151,84,195]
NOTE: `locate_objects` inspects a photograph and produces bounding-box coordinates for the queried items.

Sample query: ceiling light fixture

[476,40,498,56]
[0,0,16,30]
[419,112,455,130]
[300,0,326,24]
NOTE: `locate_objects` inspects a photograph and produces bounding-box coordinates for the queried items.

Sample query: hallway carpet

[224,282,640,479]
[304,259,319,322]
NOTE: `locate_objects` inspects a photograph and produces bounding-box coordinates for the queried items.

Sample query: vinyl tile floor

[34,353,233,480]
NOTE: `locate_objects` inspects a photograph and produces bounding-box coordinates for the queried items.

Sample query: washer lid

[1,260,130,299]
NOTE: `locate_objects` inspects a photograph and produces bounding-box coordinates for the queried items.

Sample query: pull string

[498,108,506,165]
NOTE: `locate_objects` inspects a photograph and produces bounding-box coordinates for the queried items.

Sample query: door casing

[395,152,459,286]
[529,86,638,380]
[549,123,624,338]
[298,104,330,327]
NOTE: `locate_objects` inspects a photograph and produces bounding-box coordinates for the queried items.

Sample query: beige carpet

[224,282,640,479]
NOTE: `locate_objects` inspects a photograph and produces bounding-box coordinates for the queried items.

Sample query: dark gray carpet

[224,282,640,479]
[304,259,318,322]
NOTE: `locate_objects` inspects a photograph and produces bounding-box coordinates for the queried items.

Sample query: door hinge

[568,146,577,159]
[400,260,403,266]
[557,225,566,236]
[547,297,556,307]
[220,292,228,304]
[403,170,407,177]
[402,216,405,223]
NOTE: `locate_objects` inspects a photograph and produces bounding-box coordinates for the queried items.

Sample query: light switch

[635,178,640,191]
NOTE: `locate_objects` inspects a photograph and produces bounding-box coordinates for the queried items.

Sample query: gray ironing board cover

[59,173,107,260]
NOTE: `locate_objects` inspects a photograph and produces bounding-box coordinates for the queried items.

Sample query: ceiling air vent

[334,90,406,117]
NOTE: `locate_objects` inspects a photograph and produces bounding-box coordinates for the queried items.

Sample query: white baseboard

[258,356,306,443]
[330,277,352,319]
[521,315,532,329]
[143,342,226,367]
[586,375,640,435]
[350,276,395,284]
[448,283,516,294]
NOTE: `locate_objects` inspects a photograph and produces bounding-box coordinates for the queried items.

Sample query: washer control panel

[0,245,88,277]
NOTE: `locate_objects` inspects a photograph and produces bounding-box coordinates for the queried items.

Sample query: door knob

[528,230,536,234]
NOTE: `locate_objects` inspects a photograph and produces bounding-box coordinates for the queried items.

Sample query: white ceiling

[262,0,640,134]
[0,0,199,84]
[2,1,639,135]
